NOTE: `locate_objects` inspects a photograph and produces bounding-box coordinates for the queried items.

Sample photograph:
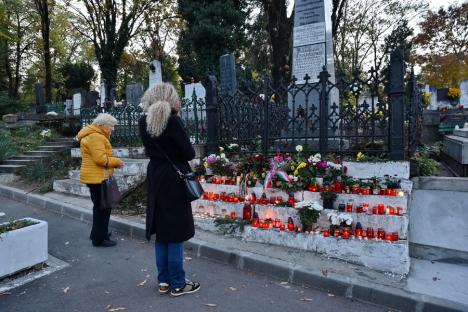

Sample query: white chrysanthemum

[220,153,226,159]
[0,212,5,217]
[295,145,303,152]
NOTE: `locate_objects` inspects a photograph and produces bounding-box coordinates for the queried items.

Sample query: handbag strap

[152,141,185,179]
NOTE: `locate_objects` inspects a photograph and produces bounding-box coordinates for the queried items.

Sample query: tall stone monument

[100,80,107,106]
[292,0,335,84]
[149,60,162,88]
[126,83,144,106]
[219,54,237,96]
[35,82,46,114]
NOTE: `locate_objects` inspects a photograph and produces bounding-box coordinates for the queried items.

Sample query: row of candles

[203,192,296,206]
[220,210,400,242]
[307,182,404,197]
[202,192,404,216]
[323,227,399,241]
[339,201,404,216]
[205,178,404,198]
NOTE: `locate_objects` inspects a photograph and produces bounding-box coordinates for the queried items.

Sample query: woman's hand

[116,160,125,169]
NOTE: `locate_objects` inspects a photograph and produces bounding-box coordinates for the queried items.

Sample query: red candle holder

[378,204,385,215]
[287,221,294,231]
[386,189,393,196]
[392,232,399,241]
[213,193,219,200]
[308,185,318,192]
[334,229,340,237]
[380,189,386,196]
[366,228,374,238]
[275,196,283,205]
[356,206,363,213]
[295,226,301,233]
[355,228,363,238]
[377,228,385,240]
[334,181,342,194]
[388,207,395,215]
[252,218,260,228]
[270,197,276,204]
[230,212,237,219]
[239,196,245,202]
[274,219,281,228]
[279,224,285,231]
[372,207,378,214]
[351,185,360,194]
[346,200,353,213]
[323,230,330,237]
[342,229,350,239]
[397,207,403,216]
[243,205,252,220]
[385,233,393,241]
[362,203,369,213]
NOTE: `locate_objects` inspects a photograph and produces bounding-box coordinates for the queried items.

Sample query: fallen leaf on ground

[300,298,313,301]
[185,257,193,261]
[65,241,69,245]
[105,291,110,294]
[228,287,237,291]
[141,269,148,272]
[0,292,12,296]
[138,275,150,286]
[203,303,217,307]
[107,306,127,312]
[280,281,288,285]
[327,293,335,297]
[63,287,70,294]
[321,267,328,277]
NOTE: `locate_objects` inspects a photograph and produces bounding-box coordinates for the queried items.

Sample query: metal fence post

[389,48,405,160]
[204,74,219,155]
[319,67,331,157]
[191,88,200,144]
[262,77,272,156]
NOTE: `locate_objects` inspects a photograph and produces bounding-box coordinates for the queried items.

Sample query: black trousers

[87,183,111,243]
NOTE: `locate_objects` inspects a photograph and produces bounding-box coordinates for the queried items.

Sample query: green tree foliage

[177,0,250,82]
[60,62,95,94]
[413,3,468,87]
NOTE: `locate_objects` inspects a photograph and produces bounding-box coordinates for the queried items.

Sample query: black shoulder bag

[100,159,122,210]
[155,144,204,202]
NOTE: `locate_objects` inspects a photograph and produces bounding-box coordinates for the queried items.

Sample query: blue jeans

[155,242,185,289]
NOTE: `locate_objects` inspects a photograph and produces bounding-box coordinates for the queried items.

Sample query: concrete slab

[406,258,468,306]
[444,135,468,164]
[343,161,410,179]
[410,189,468,253]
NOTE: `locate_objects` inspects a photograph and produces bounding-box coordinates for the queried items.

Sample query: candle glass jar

[342,228,350,239]
[323,230,330,237]
[366,228,374,238]
[346,200,354,213]
[279,224,285,231]
[334,229,340,237]
[338,203,345,212]
[243,205,252,220]
[377,228,385,240]
[392,232,399,241]
[274,219,281,228]
[230,212,237,219]
[378,204,385,215]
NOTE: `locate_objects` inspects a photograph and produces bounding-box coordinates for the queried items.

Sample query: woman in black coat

[138,83,200,297]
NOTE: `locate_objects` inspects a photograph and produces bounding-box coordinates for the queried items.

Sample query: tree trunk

[262,0,292,88]
[35,0,52,103]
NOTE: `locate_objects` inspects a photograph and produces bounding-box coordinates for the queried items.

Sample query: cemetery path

[0,196,387,312]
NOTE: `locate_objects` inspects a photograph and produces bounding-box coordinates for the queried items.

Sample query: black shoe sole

[171,285,201,297]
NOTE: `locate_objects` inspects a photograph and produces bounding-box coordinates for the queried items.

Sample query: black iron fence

[79,49,422,159]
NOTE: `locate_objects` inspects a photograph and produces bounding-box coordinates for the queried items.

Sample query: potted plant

[320,190,337,209]
[295,200,323,232]
[327,212,353,236]
[0,217,48,279]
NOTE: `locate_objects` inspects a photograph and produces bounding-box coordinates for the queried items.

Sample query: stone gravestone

[219,54,237,96]
[149,60,162,88]
[35,82,47,114]
[285,0,339,150]
[100,80,106,107]
[84,91,99,108]
[126,83,144,106]
[184,82,206,101]
[65,99,73,116]
[460,79,468,107]
[72,93,81,116]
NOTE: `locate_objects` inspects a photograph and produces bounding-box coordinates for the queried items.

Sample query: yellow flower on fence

[356,152,365,161]
[447,87,461,100]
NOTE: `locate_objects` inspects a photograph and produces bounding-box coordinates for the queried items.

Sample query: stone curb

[0,184,466,312]
[412,176,468,192]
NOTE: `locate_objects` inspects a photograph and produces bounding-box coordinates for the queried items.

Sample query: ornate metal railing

[181,90,207,144]
[203,48,421,160]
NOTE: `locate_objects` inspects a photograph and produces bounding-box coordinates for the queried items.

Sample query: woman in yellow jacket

[77,113,124,247]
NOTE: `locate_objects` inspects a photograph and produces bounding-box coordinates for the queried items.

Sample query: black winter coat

[139,112,196,242]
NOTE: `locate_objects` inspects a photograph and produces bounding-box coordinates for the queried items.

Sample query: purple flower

[316,160,328,170]
[207,154,218,165]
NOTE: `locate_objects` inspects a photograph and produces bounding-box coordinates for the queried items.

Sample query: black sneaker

[92,239,117,247]
[158,283,170,294]
[171,281,200,297]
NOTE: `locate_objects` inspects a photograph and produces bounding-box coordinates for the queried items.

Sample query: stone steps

[53,157,148,198]
[0,137,77,174]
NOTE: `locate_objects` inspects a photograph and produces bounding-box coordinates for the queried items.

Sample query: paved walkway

[0,197,386,312]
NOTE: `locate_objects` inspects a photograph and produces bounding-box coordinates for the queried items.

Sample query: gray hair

[92,113,118,127]
[142,83,181,137]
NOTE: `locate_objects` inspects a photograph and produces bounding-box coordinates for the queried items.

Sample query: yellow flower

[356,152,365,161]
[203,161,208,168]
[294,169,299,176]
[448,87,461,100]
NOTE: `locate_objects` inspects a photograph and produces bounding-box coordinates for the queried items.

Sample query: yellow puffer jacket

[77,124,122,184]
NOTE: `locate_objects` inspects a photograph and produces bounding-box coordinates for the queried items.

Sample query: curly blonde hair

[92,113,117,127]
[142,83,181,137]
